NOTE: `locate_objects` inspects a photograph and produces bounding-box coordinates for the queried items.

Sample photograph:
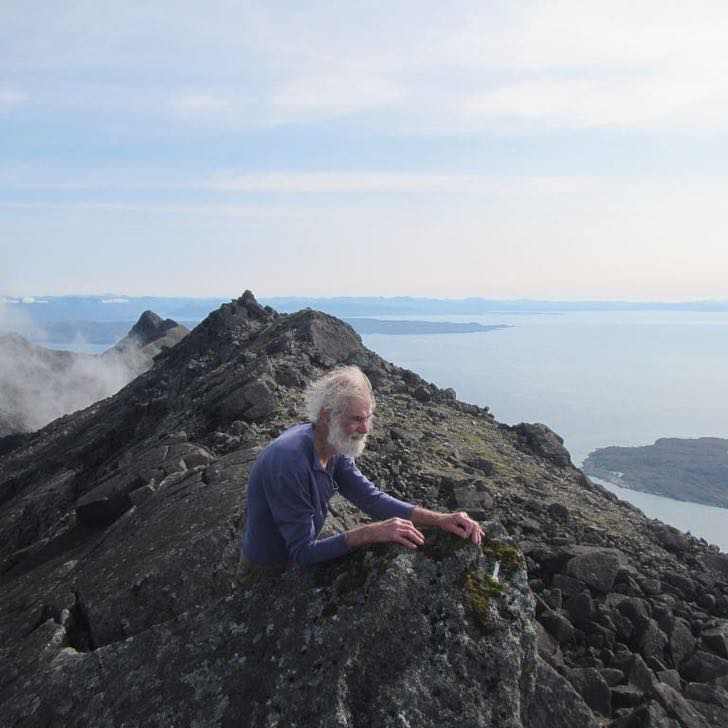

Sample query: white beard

[327,418,368,459]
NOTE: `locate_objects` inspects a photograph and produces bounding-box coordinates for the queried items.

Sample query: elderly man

[241,365,483,570]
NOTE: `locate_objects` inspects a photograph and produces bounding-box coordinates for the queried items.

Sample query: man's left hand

[437,512,484,544]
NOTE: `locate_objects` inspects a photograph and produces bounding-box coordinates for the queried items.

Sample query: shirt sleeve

[264,464,350,567]
[335,457,415,521]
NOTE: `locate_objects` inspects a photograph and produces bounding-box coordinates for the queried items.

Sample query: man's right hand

[346,518,425,550]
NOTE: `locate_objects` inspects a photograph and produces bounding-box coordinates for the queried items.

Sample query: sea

[359,310,728,552]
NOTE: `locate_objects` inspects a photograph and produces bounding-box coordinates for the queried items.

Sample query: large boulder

[566,548,624,593]
[511,423,572,467]
[0,532,581,727]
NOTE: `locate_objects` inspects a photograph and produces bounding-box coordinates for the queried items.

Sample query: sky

[2,1,728,300]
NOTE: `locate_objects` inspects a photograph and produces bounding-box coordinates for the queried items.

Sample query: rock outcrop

[2,291,728,727]
[0,311,188,436]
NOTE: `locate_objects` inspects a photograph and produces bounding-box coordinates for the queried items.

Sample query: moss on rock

[464,568,504,629]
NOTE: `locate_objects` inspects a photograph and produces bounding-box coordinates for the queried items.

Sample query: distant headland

[343,318,511,335]
[583,437,728,509]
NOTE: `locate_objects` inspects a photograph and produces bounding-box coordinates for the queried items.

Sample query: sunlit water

[592,477,728,551]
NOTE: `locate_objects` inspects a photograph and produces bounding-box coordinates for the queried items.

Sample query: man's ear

[318,408,330,425]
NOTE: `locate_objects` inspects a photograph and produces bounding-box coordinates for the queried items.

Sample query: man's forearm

[344,523,374,549]
[410,506,445,527]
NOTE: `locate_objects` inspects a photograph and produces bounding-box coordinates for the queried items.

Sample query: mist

[0,305,187,436]
[0,335,149,436]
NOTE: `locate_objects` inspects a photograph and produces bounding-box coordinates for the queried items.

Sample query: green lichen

[480,539,524,576]
[464,568,504,627]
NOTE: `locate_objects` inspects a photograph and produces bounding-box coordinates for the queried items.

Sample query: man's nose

[357,419,370,434]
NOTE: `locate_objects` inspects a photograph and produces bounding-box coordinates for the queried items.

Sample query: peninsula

[583,437,728,509]
[344,318,511,335]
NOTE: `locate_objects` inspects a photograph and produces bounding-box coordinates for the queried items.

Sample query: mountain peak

[127,310,179,346]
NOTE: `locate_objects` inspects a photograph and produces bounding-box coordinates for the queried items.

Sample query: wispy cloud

[7,2,728,132]
[271,73,402,119]
[205,172,455,193]
[0,90,27,109]
[172,93,233,115]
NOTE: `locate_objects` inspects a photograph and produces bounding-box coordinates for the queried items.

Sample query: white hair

[303,365,374,423]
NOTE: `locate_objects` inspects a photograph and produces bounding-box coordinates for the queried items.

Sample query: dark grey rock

[611,684,644,709]
[568,667,612,716]
[629,654,660,694]
[640,620,668,663]
[465,456,496,476]
[608,700,674,728]
[540,609,576,645]
[662,570,697,600]
[681,651,728,683]
[536,621,564,669]
[601,667,626,686]
[612,609,637,643]
[240,378,278,421]
[566,549,623,593]
[653,524,691,554]
[641,577,663,595]
[653,603,674,634]
[567,591,594,628]
[685,682,728,708]
[670,617,696,666]
[656,669,681,691]
[615,573,643,596]
[547,502,570,523]
[617,597,652,639]
[651,681,711,728]
[702,622,728,659]
[274,362,305,387]
[413,385,432,403]
[611,651,635,673]
[543,587,563,611]
[451,483,494,521]
[511,422,572,467]
[527,659,600,728]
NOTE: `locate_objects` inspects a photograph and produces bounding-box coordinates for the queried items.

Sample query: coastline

[590,475,728,552]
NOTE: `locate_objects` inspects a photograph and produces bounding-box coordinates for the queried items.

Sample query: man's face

[327,397,373,459]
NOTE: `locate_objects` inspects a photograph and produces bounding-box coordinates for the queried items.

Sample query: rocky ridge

[2,291,728,727]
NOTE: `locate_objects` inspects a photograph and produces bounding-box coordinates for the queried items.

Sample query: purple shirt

[242,423,414,567]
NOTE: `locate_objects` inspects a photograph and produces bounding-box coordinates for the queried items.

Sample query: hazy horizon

[3,292,728,306]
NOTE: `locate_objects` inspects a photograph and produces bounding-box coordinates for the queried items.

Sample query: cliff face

[2,292,728,727]
[0,311,188,437]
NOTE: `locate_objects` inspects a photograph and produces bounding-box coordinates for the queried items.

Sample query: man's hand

[411,506,485,545]
[436,511,484,545]
[345,518,425,550]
